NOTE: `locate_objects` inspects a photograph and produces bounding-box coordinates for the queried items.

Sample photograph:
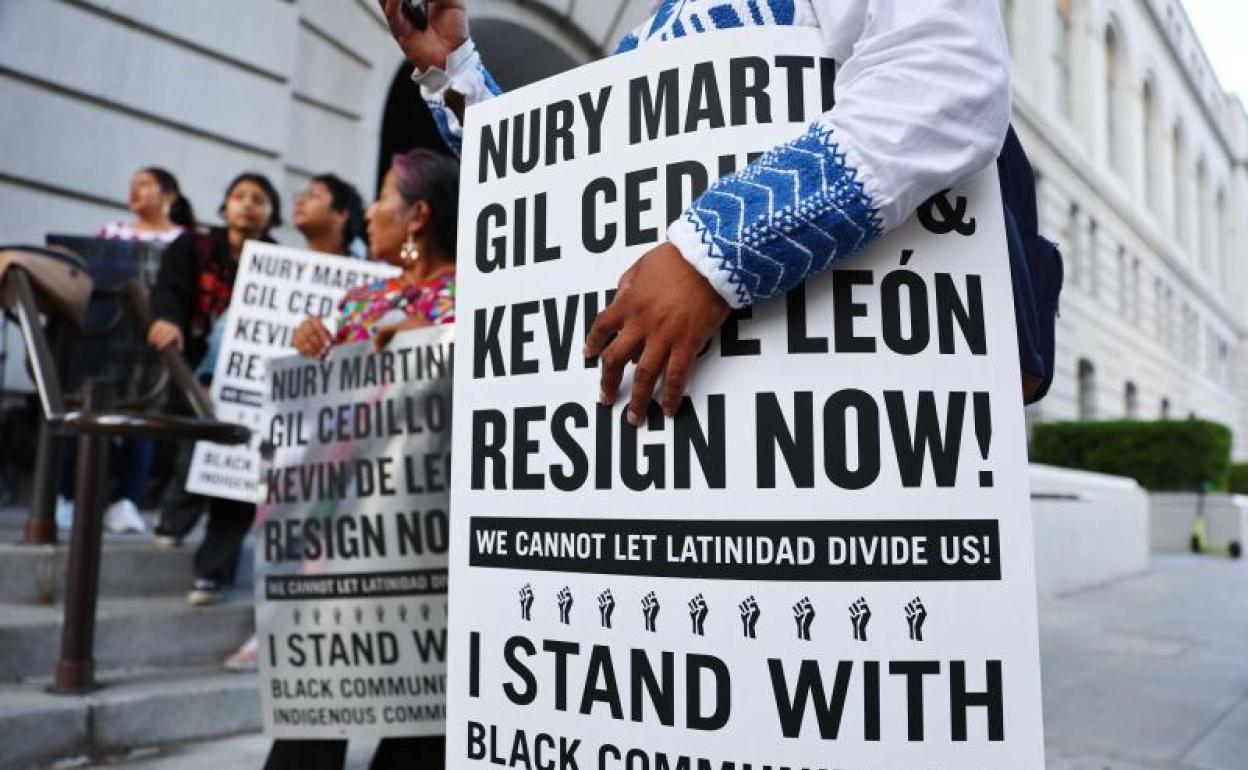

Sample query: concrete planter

[1029,464,1149,597]
[1149,492,1248,557]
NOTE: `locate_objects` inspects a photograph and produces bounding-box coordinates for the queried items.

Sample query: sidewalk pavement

[65,554,1248,770]
[1041,554,1248,769]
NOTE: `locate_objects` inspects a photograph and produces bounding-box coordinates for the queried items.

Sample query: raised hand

[849,597,871,642]
[597,590,615,629]
[518,584,534,621]
[688,594,708,636]
[905,597,927,641]
[641,591,660,632]
[738,596,760,639]
[378,0,469,72]
[792,597,815,641]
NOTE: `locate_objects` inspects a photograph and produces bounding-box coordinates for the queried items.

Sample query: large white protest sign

[187,242,398,501]
[257,327,453,738]
[448,27,1044,769]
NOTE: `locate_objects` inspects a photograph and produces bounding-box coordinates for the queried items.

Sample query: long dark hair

[141,166,195,230]
[219,172,282,233]
[312,173,365,254]
[391,149,460,260]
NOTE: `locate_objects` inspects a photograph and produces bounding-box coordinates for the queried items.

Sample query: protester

[292,149,456,358]
[100,166,196,242]
[221,172,369,670]
[55,166,198,534]
[292,173,368,258]
[264,147,458,770]
[148,172,281,606]
[379,0,1010,417]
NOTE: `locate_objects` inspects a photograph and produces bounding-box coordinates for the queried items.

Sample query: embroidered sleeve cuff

[674,123,883,308]
[410,39,480,99]
[667,214,748,309]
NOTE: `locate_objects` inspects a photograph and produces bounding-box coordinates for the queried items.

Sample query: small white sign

[187,242,398,501]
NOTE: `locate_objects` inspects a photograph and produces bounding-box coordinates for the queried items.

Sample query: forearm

[670,0,1010,308]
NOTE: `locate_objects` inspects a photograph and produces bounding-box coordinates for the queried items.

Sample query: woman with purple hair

[292,148,458,359]
[272,147,459,770]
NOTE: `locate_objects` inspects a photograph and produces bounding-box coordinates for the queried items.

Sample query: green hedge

[1031,419,1233,492]
[1230,464,1248,495]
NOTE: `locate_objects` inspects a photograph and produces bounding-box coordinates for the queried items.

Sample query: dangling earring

[400,233,420,267]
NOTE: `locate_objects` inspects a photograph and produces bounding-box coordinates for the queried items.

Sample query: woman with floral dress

[271,147,459,770]
[293,148,458,359]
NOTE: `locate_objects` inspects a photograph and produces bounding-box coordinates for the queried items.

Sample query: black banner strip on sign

[469,518,1000,581]
[221,386,264,408]
[264,568,448,600]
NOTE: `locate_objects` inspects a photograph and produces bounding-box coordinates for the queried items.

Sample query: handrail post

[25,422,59,545]
[51,379,110,694]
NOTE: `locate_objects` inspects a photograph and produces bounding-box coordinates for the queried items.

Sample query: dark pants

[155,441,253,584]
[59,437,156,505]
[263,737,445,770]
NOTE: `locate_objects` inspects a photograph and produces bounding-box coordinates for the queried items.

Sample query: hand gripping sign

[187,242,399,502]
[257,326,453,738]
[449,27,1043,770]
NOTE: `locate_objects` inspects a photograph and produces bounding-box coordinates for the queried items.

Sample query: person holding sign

[292,148,457,359]
[265,147,459,770]
[148,172,283,606]
[379,0,1009,417]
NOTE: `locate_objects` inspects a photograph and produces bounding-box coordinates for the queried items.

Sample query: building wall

[0,0,647,390]
[1005,0,1248,455]
[0,0,648,246]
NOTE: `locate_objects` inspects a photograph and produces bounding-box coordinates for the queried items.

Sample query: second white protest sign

[187,242,398,501]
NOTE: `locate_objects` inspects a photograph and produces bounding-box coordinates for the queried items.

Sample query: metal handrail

[47,411,250,443]
[6,262,251,694]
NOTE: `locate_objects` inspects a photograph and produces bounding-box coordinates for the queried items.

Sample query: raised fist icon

[557,587,574,624]
[792,597,815,641]
[598,590,615,628]
[905,597,927,641]
[738,596,760,639]
[641,591,660,632]
[849,597,871,642]
[519,584,534,621]
[688,594,709,636]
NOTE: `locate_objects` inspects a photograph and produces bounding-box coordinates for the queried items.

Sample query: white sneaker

[223,635,259,671]
[55,495,74,530]
[187,579,222,607]
[103,499,147,534]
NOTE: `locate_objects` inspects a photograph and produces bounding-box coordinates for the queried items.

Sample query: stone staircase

[0,509,261,770]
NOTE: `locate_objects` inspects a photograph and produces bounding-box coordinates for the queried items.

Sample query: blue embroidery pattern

[617,0,798,48]
[606,0,885,306]
[681,125,882,306]
[428,99,461,156]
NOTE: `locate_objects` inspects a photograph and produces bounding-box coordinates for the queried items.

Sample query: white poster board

[187,242,399,501]
[257,327,453,738]
[448,27,1044,769]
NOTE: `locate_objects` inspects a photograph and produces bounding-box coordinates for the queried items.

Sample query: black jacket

[150,227,275,368]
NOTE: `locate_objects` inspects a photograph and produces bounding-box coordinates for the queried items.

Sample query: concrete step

[0,597,254,683]
[0,541,195,604]
[0,666,260,770]
[0,508,255,606]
